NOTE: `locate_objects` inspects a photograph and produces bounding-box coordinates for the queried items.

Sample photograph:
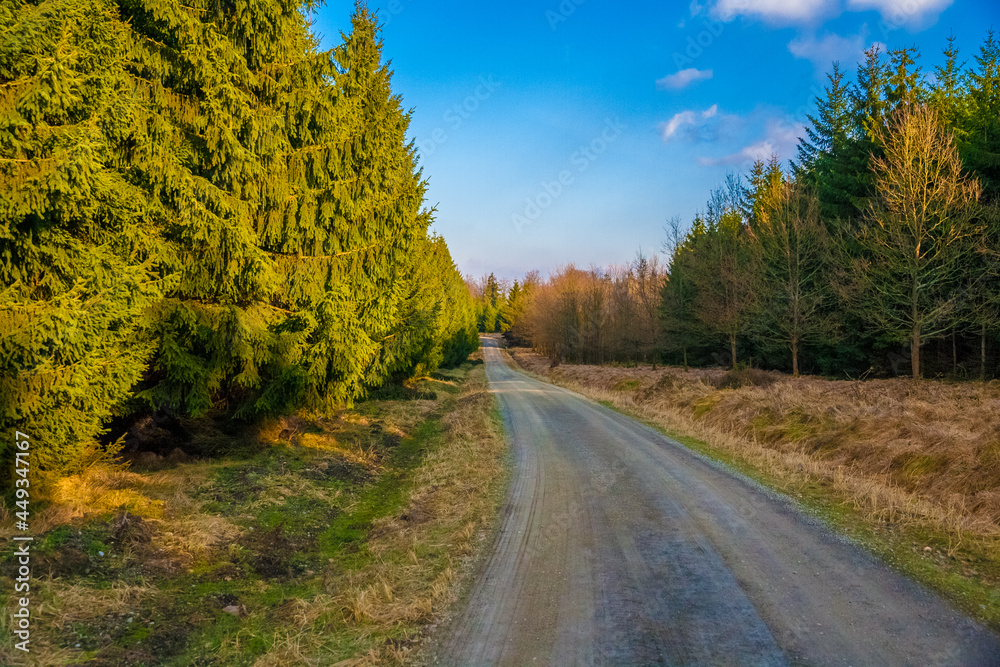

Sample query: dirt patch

[110,510,155,549]
[235,524,312,579]
[202,465,267,505]
[299,457,371,484]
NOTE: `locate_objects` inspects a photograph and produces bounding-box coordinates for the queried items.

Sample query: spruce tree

[846,45,891,217]
[750,182,837,376]
[930,35,967,129]
[0,0,474,479]
[0,0,167,477]
[660,216,706,369]
[379,232,477,381]
[963,31,1000,202]
[689,202,760,368]
[123,0,291,417]
[796,62,856,222]
[885,46,922,109]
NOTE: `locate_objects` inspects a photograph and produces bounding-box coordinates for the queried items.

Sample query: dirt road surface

[427,338,1000,666]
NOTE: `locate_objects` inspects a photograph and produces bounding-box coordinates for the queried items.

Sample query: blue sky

[310,1,998,280]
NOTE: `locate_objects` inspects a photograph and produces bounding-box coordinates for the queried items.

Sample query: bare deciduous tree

[855,105,982,379]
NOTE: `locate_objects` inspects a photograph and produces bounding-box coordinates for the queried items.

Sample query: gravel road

[428,337,1000,666]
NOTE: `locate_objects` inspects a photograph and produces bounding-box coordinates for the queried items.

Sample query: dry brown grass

[508,348,1000,560]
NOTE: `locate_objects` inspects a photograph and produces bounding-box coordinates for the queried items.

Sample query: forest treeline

[0,1,478,478]
[494,35,1000,381]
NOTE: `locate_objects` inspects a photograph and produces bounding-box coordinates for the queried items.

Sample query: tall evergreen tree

[0,0,474,477]
[845,45,891,217]
[751,183,837,376]
[273,5,430,410]
[963,31,1000,202]
[885,46,922,109]
[660,216,705,369]
[502,271,538,347]
[126,0,294,417]
[797,62,858,222]
[380,232,478,380]
[745,156,784,229]
[689,204,760,368]
[930,35,967,129]
[0,0,167,477]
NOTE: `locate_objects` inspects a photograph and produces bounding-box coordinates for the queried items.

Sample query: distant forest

[479,34,1000,381]
[0,3,478,478]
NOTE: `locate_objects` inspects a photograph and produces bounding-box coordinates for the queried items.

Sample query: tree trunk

[952,330,957,375]
[730,335,737,370]
[683,347,688,372]
[910,278,921,379]
[791,338,799,378]
[982,322,987,382]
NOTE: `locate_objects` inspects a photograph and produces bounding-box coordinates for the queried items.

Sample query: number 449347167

[14,431,30,528]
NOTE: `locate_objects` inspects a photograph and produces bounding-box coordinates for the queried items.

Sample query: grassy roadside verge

[0,353,508,666]
[501,347,1000,632]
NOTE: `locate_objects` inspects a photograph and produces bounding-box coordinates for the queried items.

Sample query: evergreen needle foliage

[0,0,476,480]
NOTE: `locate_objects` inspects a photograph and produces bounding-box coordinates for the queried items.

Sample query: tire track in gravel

[428,338,1000,666]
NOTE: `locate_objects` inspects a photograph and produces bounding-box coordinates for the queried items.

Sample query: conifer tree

[689,203,759,368]
[745,156,785,229]
[660,216,705,370]
[930,35,967,129]
[502,272,538,347]
[845,45,891,217]
[0,0,475,478]
[500,281,524,334]
[885,46,922,109]
[751,182,837,376]
[963,31,1000,202]
[0,0,167,477]
[476,273,503,333]
[380,232,478,380]
[797,62,857,222]
[125,0,292,417]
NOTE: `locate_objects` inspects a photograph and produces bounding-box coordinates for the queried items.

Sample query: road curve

[428,337,1000,666]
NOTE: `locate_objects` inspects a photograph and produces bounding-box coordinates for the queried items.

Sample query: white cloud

[699,119,805,166]
[661,111,698,140]
[656,67,714,90]
[788,30,879,73]
[705,0,951,28]
[659,104,723,141]
[710,0,836,24]
[845,0,953,29]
